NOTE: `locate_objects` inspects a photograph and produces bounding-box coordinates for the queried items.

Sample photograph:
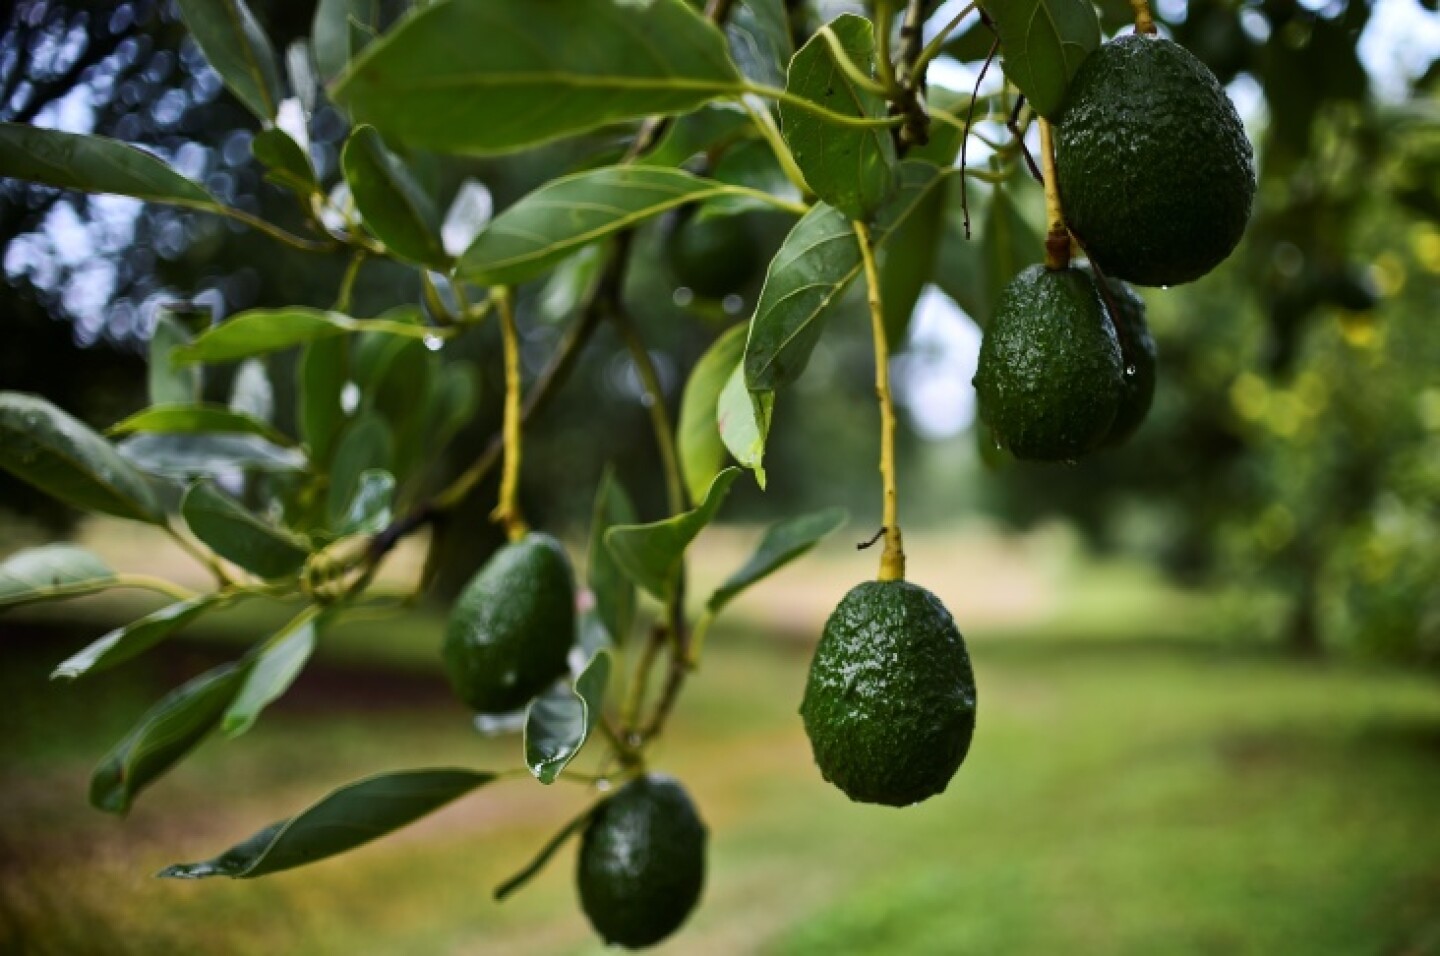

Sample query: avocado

[974,265,1123,461]
[577,773,707,949]
[1081,265,1158,446]
[800,580,977,807]
[1055,34,1255,287]
[442,532,575,714]
[665,211,759,299]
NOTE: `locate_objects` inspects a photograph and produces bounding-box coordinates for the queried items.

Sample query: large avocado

[800,580,977,807]
[1081,265,1158,446]
[442,532,575,714]
[1055,34,1255,287]
[577,773,707,949]
[974,265,1124,461]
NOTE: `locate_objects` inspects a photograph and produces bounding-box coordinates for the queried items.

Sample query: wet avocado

[1081,265,1158,446]
[665,212,759,299]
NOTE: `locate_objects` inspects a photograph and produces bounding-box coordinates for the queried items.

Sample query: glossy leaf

[726,0,793,87]
[332,0,742,155]
[0,124,221,211]
[524,649,612,784]
[338,469,395,535]
[251,127,318,195]
[297,336,348,467]
[176,0,285,121]
[342,125,449,268]
[493,803,598,901]
[459,167,754,287]
[707,508,847,613]
[0,392,164,523]
[717,363,773,486]
[0,545,116,610]
[110,404,294,447]
[118,434,307,477]
[149,310,201,406]
[159,769,497,878]
[91,662,248,814]
[53,594,227,681]
[224,610,319,737]
[983,0,1100,118]
[780,14,898,221]
[588,467,638,646]
[327,413,393,528]
[181,481,310,580]
[678,325,747,505]
[604,467,740,602]
[178,308,352,364]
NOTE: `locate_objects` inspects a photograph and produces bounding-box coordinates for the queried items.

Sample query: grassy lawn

[2,544,1439,954]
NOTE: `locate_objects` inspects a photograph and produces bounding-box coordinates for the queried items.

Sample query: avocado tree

[0,0,1255,946]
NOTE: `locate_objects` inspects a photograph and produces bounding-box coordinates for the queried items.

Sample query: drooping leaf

[176,0,285,121]
[678,325,747,505]
[181,481,311,580]
[780,14,898,221]
[726,0,794,88]
[588,467,638,646]
[159,769,498,878]
[717,362,773,486]
[251,127,318,195]
[0,124,222,211]
[109,404,294,447]
[327,413,393,528]
[982,186,1043,318]
[149,310,201,406]
[177,308,352,365]
[0,545,116,610]
[604,467,740,602]
[0,392,164,524]
[118,434,307,477]
[934,198,990,324]
[297,336,349,468]
[707,508,847,613]
[879,166,949,345]
[338,469,395,535]
[982,0,1101,118]
[332,0,742,155]
[342,125,450,268]
[524,649,612,784]
[91,662,249,814]
[493,802,599,901]
[229,359,274,423]
[53,594,229,681]
[636,107,753,168]
[224,609,320,737]
[458,167,758,287]
[425,361,480,452]
[313,0,387,83]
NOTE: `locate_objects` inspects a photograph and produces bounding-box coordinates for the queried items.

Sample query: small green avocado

[800,580,977,807]
[442,532,575,714]
[974,265,1124,461]
[1055,34,1255,287]
[577,773,707,949]
[1081,265,1158,446]
[665,212,760,299]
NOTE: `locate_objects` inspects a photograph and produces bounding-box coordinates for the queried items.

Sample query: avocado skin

[1082,266,1158,446]
[801,580,977,807]
[1055,34,1255,287]
[442,532,575,714]
[974,265,1123,461]
[665,213,759,299]
[577,774,707,949]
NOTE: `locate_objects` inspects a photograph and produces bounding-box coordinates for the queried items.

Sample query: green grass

[2,594,1439,954]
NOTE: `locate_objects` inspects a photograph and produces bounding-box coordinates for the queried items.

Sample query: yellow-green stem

[615,315,688,516]
[334,252,365,313]
[1038,118,1071,270]
[490,289,530,541]
[1130,0,1158,34]
[740,83,908,128]
[853,221,906,582]
[873,2,900,94]
[113,574,199,602]
[738,99,812,196]
[818,26,891,96]
[909,1,980,80]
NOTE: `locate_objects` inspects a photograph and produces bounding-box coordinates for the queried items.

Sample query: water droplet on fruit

[423,334,444,351]
[1125,365,1137,378]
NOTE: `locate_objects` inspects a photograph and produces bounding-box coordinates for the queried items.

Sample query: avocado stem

[854,220,907,582]
[1038,118,1072,271]
[1129,0,1158,36]
[490,287,531,542]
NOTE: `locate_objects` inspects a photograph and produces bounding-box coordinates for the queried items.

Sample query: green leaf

[332,0,742,155]
[313,0,386,83]
[52,594,227,681]
[879,166,949,344]
[91,662,248,814]
[109,404,294,447]
[426,361,480,452]
[458,166,755,287]
[0,392,164,524]
[297,336,349,468]
[524,649,612,784]
[342,125,450,268]
[604,467,740,602]
[327,413,393,528]
[149,310,201,406]
[224,609,320,737]
[181,480,310,580]
[118,434,307,477]
[158,769,497,878]
[0,545,116,610]
[935,207,989,324]
[0,124,221,211]
[717,362,773,485]
[982,0,1100,118]
[780,14,898,221]
[983,186,1043,319]
[636,107,753,168]
[176,0,285,121]
[726,0,794,88]
[178,308,351,365]
[251,128,318,195]
[588,467,638,647]
[493,803,599,901]
[338,469,395,535]
[678,325,747,505]
[707,507,847,613]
